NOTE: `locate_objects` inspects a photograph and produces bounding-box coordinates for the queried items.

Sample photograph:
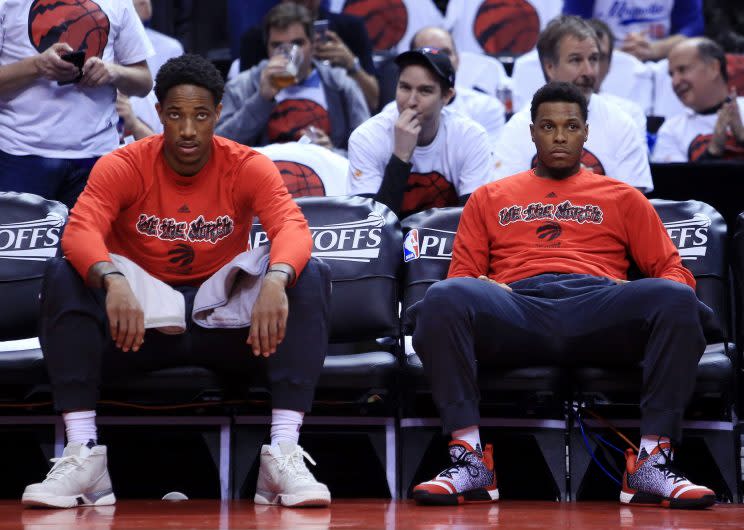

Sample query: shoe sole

[620,490,715,509]
[21,491,116,509]
[413,487,499,506]
[254,491,331,507]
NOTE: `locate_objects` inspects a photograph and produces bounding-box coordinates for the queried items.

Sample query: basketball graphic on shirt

[274,161,326,198]
[688,133,744,161]
[531,148,605,174]
[401,172,459,218]
[28,0,110,61]
[267,99,331,144]
[343,0,408,51]
[473,0,540,55]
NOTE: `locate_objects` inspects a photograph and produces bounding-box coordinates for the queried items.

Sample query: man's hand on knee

[104,275,145,352]
[477,275,512,292]
[248,272,290,357]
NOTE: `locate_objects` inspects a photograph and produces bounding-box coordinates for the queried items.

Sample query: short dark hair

[587,18,614,61]
[262,3,313,46]
[531,82,588,123]
[155,54,225,105]
[696,37,729,82]
[537,15,599,81]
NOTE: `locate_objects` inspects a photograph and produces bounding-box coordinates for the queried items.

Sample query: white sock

[63,410,97,446]
[452,425,481,451]
[638,435,671,462]
[270,409,303,447]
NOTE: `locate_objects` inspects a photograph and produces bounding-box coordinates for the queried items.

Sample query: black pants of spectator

[411,273,711,442]
[40,257,331,413]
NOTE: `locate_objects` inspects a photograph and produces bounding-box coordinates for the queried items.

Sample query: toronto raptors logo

[531,148,605,175]
[167,243,195,267]
[267,99,331,144]
[273,161,326,198]
[474,0,540,55]
[343,0,408,51]
[401,172,458,218]
[28,0,110,61]
[536,222,561,241]
[688,133,744,161]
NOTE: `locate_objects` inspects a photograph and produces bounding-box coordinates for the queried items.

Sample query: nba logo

[403,229,420,262]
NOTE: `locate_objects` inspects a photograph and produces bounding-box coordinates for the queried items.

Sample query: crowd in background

[2,0,743,216]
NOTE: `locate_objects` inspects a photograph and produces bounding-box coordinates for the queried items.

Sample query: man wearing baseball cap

[347,48,493,218]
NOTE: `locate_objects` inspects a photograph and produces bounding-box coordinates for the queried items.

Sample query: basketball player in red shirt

[22,54,331,509]
[409,82,716,509]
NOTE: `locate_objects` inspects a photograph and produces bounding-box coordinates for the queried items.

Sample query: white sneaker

[254,442,331,507]
[22,442,116,508]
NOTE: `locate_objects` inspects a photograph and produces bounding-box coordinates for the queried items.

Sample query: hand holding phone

[57,50,85,86]
[313,19,330,43]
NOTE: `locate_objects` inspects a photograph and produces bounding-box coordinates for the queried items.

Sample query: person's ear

[155,102,165,126]
[443,86,455,105]
[529,123,536,144]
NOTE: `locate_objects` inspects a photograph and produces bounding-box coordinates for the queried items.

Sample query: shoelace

[438,450,481,480]
[276,447,317,482]
[652,442,686,485]
[46,455,83,481]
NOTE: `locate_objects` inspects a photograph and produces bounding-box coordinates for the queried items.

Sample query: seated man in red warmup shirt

[408,81,716,509]
[22,54,331,510]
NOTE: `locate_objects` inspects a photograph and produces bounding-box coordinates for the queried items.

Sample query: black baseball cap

[395,47,456,90]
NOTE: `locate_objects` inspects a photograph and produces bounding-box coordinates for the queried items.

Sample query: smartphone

[57,50,85,86]
[313,19,330,43]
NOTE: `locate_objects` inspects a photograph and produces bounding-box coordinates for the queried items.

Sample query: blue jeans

[0,149,98,210]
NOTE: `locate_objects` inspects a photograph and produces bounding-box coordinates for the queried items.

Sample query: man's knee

[41,257,97,316]
[637,278,700,319]
[289,257,331,305]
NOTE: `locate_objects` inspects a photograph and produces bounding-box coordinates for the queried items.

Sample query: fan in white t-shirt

[445,0,561,56]
[381,27,505,143]
[257,142,350,197]
[348,48,493,218]
[0,0,154,208]
[652,38,744,163]
[493,16,653,192]
[587,18,648,140]
[328,0,445,53]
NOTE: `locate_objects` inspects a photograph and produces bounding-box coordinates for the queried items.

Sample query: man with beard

[492,16,653,193]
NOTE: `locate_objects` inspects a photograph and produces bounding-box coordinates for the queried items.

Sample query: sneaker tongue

[63,442,91,459]
[448,440,481,461]
[277,441,298,456]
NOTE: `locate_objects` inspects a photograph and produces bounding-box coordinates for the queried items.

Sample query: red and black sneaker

[620,442,715,509]
[413,440,499,506]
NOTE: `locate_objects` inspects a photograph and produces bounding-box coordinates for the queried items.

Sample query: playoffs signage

[663,213,710,261]
[252,213,385,263]
[403,227,456,262]
[0,213,64,262]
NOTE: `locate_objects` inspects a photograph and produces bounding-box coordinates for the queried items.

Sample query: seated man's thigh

[563,278,700,364]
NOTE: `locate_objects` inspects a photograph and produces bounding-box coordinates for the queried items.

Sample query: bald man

[652,37,744,162]
[382,26,505,143]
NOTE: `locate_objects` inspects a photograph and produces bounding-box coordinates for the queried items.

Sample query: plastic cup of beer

[271,43,303,89]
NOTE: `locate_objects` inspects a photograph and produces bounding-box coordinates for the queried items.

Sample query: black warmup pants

[39,257,331,413]
[411,273,712,441]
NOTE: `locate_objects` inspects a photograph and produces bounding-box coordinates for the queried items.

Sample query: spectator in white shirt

[492,15,653,192]
[653,37,744,162]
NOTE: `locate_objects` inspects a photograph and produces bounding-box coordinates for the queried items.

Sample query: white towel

[109,254,186,334]
[192,247,270,328]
